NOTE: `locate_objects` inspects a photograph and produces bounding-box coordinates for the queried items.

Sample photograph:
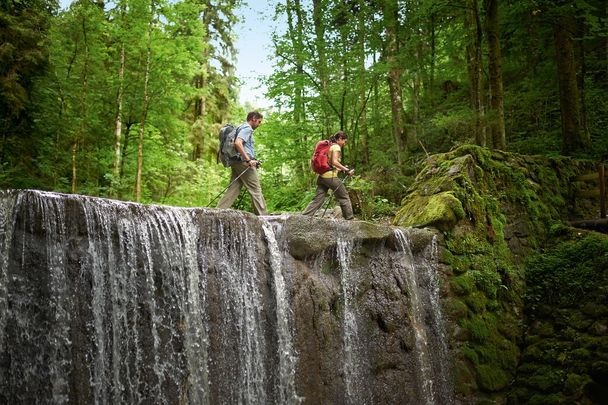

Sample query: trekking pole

[207,166,251,207]
[321,175,350,218]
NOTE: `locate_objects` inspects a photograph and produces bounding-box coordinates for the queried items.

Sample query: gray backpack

[217,124,241,167]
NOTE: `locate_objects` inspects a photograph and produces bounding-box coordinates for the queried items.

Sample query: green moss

[464,291,487,314]
[448,254,472,275]
[454,361,478,395]
[395,147,604,402]
[445,298,469,319]
[463,344,479,365]
[533,321,555,337]
[463,314,493,342]
[320,260,336,275]
[527,393,567,405]
[564,373,591,396]
[522,343,545,362]
[496,313,521,340]
[477,364,510,391]
[446,233,490,255]
[394,191,465,231]
[525,234,608,307]
[451,273,475,296]
[571,348,591,361]
[526,367,565,391]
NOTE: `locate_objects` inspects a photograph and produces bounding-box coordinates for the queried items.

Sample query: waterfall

[1,190,455,404]
[336,229,373,405]
[261,218,300,404]
[0,190,289,404]
[394,228,453,404]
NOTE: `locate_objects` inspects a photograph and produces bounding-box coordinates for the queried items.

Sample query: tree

[134,0,153,202]
[188,0,239,162]
[382,0,406,165]
[111,1,127,195]
[484,0,506,150]
[0,0,56,186]
[552,3,591,154]
[465,0,485,147]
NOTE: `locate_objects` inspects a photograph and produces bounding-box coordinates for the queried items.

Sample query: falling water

[261,219,300,404]
[336,231,373,405]
[1,190,456,404]
[394,228,453,404]
[0,190,283,404]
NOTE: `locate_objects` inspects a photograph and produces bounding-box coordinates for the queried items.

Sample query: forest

[1,0,607,218]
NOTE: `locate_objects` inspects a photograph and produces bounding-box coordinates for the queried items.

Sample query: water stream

[261,219,300,405]
[0,190,453,404]
[394,228,453,404]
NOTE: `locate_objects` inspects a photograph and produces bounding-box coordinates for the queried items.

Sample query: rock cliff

[0,189,450,404]
[394,145,606,403]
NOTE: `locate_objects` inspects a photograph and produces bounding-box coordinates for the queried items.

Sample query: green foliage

[525,234,608,308]
[0,0,241,205]
[2,0,607,212]
[511,232,608,404]
[0,0,56,188]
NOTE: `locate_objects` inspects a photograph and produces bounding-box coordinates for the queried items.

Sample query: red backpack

[311,140,333,174]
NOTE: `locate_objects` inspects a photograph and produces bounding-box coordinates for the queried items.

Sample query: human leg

[240,166,268,215]
[216,163,246,209]
[302,176,329,216]
[328,177,354,220]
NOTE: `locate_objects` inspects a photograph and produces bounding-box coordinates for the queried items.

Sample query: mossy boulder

[394,191,465,231]
[393,145,600,403]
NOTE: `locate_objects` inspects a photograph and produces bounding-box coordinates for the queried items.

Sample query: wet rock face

[285,237,416,404]
[0,190,450,404]
[278,220,450,404]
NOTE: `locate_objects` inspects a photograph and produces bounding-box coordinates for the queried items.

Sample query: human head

[247,111,264,129]
[329,131,348,144]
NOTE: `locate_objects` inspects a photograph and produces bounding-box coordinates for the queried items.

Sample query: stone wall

[393,145,603,403]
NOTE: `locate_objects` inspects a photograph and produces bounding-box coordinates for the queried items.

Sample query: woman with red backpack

[302,131,355,220]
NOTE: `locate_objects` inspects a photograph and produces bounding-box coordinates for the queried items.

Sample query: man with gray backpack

[216,111,267,215]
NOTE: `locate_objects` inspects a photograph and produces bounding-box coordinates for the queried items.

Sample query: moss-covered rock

[512,233,608,404]
[392,145,602,403]
[394,191,465,231]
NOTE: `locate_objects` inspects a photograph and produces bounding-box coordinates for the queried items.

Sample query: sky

[58,0,279,109]
[234,0,278,109]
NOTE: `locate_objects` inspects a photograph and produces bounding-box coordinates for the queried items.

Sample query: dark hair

[247,111,263,121]
[329,131,347,143]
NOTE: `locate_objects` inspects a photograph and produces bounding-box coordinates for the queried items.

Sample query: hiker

[217,111,268,215]
[302,131,355,220]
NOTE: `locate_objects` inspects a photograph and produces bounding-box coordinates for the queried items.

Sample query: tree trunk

[430,13,436,101]
[112,41,125,193]
[72,13,90,194]
[553,12,590,154]
[576,15,590,141]
[119,123,132,199]
[484,0,506,150]
[383,0,405,166]
[410,42,423,151]
[312,0,331,133]
[356,2,369,165]
[135,9,152,202]
[465,0,485,147]
[286,0,305,125]
[192,0,212,161]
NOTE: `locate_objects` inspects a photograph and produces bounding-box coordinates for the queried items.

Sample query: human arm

[329,148,354,175]
[234,131,259,168]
